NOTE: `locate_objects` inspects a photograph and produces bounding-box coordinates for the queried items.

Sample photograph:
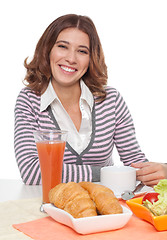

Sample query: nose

[65,49,77,65]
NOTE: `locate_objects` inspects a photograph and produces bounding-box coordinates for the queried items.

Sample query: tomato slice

[142,192,159,204]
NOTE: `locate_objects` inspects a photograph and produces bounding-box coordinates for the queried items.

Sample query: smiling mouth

[60,65,77,73]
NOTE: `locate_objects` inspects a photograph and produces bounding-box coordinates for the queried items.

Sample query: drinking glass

[33,130,67,205]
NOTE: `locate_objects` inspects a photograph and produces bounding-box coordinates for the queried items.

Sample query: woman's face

[50,28,90,89]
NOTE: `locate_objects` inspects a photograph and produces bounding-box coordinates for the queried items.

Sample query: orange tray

[126,197,167,231]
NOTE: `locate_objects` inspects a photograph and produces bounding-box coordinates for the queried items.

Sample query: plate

[116,185,153,199]
[43,204,132,234]
[126,197,167,231]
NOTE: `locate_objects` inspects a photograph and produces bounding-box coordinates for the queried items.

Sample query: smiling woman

[14,13,167,186]
[50,28,90,92]
[23,14,107,100]
[49,28,90,132]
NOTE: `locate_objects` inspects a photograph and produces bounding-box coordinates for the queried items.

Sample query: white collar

[40,80,94,112]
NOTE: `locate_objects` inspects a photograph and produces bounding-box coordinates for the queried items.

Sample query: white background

[0,0,167,180]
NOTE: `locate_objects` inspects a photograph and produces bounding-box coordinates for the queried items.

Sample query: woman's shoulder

[95,86,119,106]
[16,87,41,110]
[17,87,40,101]
[105,86,117,93]
[104,86,120,98]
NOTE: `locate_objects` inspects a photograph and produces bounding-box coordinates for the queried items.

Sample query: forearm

[15,120,101,185]
[62,164,101,183]
[14,128,41,185]
[15,111,101,184]
[14,89,102,184]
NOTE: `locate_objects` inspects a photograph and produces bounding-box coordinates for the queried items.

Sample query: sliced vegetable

[142,192,159,204]
[142,179,167,216]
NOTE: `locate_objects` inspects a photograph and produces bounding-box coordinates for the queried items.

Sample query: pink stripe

[19,158,38,175]
[116,136,137,144]
[96,121,115,130]
[96,113,115,121]
[118,147,141,156]
[83,149,112,158]
[15,138,35,147]
[96,103,115,114]
[68,164,72,182]
[117,141,139,150]
[73,164,77,182]
[15,124,35,130]
[88,165,92,181]
[22,165,38,185]
[114,129,134,137]
[116,103,129,118]
[16,148,36,160]
[83,161,107,166]
[115,125,134,133]
[95,130,114,139]
[83,165,88,181]
[33,168,41,184]
[78,165,82,182]
[26,167,40,185]
[63,164,66,183]
[63,159,76,164]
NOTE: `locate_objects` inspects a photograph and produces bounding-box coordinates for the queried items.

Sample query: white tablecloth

[0,198,46,240]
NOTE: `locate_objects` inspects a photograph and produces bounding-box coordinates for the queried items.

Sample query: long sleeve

[14,90,41,185]
[14,88,100,185]
[14,87,147,185]
[114,91,148,165]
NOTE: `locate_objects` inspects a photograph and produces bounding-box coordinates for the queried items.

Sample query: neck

[51,80,81,108]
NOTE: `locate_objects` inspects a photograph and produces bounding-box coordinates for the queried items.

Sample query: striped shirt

[14,86,148,185]
[41,80,94,154]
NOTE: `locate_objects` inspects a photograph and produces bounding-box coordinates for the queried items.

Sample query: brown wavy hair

[24,14,108,101]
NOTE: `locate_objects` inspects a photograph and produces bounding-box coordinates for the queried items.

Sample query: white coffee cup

[100,166,136,195]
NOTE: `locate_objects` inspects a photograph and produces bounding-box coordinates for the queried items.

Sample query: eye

[57,44,67,49]
[78,49,89,55]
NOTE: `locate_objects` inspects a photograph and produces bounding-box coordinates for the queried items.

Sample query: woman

[14,14,167,186]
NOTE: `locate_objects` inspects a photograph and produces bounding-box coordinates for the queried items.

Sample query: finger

[139,178,160,187]
[136,166,153,177]
[131,162,150,169]
[136,162,162,177]
[137,171,164,186]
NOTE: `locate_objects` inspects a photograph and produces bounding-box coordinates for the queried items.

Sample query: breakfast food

[49,182,97,218]
[79,181,123,214]
[49,181,123,218]
[142,179,167,216]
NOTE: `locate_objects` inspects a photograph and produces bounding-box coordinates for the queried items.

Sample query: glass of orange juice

[33,130,67,205]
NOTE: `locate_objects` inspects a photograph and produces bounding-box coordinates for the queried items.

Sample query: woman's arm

[14,90,41,185]
[112,92,167,187]
[131,162,167,187]
[62,164,101,183]
[14,89,101,185]
[114,91,148,165]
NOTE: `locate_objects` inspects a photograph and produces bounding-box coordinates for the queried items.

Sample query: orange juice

[36,140,66,203]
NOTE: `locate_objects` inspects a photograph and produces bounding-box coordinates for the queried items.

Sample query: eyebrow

[56,40,90,52]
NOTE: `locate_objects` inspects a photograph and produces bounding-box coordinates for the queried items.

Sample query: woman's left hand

[131,162,167,187]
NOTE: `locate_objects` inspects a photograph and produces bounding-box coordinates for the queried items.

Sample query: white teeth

[60,66,75,72]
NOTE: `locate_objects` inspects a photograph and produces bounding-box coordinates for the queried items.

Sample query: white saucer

[115,185,153,199]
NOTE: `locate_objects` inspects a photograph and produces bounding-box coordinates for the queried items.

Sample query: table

[1,179,167,240]
[0,179,45,240]
[0,179,42,202]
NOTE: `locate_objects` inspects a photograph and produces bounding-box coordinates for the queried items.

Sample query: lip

[59,65,77,74]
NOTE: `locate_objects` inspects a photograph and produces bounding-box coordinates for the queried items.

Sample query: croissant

[79,181,123,215]
[49,182,97,218]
